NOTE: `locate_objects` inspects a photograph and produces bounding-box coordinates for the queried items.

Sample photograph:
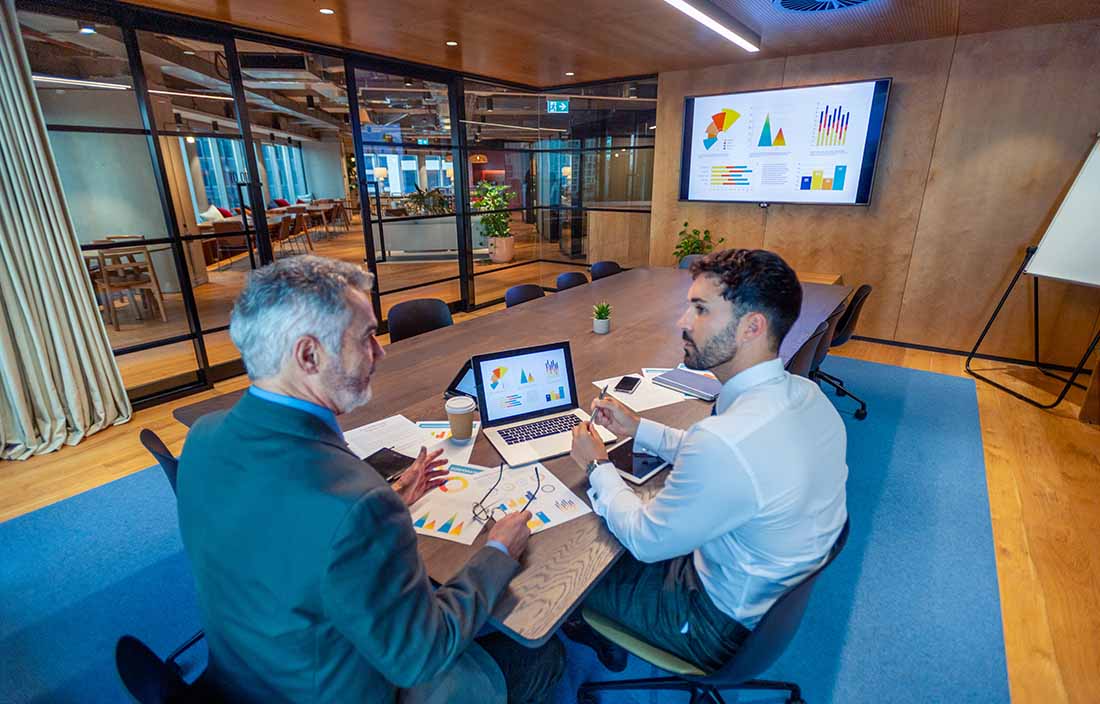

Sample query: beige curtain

[0,0,132,461]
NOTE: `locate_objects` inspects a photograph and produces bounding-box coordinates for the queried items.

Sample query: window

[191,137,247,212]
[261,142,309,204]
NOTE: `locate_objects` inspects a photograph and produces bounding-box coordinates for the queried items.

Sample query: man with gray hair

[177,255,564,703]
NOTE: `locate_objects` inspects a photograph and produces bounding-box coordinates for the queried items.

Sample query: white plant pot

[488,235,515,263]
[593,318,611,334]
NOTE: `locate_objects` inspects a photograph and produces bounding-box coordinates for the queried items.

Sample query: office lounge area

[2,0,1099,703]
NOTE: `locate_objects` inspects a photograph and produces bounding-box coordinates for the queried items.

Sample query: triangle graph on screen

[757,114,787,147]
[703,108,740,150]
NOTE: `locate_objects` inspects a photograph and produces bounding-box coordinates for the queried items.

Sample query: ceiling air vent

[773,0,874,11]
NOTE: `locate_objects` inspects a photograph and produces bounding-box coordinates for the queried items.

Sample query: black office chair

[590,260,623,280]
[505,283,545,308]
[578,519,850,704]
[556,271,589,291]
[815,284,873,420]
[386,298,454,343]
[135,430,206,693]
[784,321,829,379]
[678,254,703,270]
[139,429,179,494]
[116,635,214,703]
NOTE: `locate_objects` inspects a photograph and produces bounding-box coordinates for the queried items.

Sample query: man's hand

[487,511,532,561]
[590,395,640,438]
[392,446,449,507]
[570,421,610,470]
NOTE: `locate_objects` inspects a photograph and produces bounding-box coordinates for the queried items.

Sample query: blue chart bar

[800,176,813,191]
[832,165,847,190]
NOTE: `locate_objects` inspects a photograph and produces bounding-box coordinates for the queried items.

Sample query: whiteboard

[1025,136,1100,288]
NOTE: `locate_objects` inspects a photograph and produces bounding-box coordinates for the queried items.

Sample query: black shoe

[562,616,628,673]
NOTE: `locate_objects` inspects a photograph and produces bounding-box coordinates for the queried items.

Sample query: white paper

[343,415,425,459]
[410,463,498,545]
[416,421,481,466]
[592,375,686,412]
[484,462,592,535]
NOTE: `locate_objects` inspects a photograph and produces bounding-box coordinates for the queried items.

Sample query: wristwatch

[585,459,608,478]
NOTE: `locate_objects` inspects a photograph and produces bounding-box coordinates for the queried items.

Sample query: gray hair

[229,255,374,380]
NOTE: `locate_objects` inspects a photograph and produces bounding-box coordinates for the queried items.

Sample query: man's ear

[740,311,769,344]
[292,335,323,375]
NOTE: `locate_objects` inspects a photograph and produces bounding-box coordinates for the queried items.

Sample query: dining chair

[211,220,252,269]
[88,245,168,330]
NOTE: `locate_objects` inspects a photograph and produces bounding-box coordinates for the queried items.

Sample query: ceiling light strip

[660,0,760,52]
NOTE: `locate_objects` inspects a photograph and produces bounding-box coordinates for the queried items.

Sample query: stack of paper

[343,416,481,466]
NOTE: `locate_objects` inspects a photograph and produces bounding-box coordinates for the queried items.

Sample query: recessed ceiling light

[660,0,760,52]
[183,50,196,55]
[185,136,196,144]
[319,8,335,15]
[445,40,459,47]
[78,23,96,34]
[564,72,575,77]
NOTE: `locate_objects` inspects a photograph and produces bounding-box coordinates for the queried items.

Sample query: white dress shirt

[587,358,848,628]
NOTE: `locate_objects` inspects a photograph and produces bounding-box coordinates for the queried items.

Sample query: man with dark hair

[566,248,848,672]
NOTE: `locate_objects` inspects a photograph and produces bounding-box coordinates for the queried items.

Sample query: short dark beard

[683,318,739,370]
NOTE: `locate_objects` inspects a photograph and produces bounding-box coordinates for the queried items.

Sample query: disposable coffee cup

[445,396,477,441]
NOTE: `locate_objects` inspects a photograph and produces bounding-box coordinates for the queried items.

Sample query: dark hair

[690,249,802,351]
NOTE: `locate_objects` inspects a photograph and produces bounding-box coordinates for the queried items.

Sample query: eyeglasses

[472,463,540,524]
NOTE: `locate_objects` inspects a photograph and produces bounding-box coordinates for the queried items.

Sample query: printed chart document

[417,420,481,466]
[410,462,591,544]
[592,375,685,412]
[343,415,424,459]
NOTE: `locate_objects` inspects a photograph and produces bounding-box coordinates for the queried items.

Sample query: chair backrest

[590,260,623,280]
[139,428,179,494]
[505,283,545,308]
[387,298,453,343]
[678,254,703,270]
[785,321,828,378]
[809,304,845,376]
[702,519,850,686]
[831,284,872,348]
[556,271,588,291]
[115,635,189,704]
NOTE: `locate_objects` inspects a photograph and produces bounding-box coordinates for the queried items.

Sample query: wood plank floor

[1,329,1097,701]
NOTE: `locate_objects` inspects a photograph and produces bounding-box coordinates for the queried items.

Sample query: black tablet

[444,359,477,399]
[607,438,668,485]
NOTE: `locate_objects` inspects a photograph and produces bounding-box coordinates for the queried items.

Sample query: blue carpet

[0,357,1008,703]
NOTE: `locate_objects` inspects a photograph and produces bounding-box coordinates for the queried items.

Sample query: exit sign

[546,99,570,114]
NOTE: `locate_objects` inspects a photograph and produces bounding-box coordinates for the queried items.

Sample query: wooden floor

[1,328,1097,700]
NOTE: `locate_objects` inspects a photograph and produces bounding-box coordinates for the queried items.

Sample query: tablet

[444,360,478,399]
[607,438,668,485]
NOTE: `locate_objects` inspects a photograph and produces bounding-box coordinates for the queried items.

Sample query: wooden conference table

[173,267,852,646]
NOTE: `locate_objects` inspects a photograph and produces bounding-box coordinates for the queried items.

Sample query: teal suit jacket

[177,391,517,703]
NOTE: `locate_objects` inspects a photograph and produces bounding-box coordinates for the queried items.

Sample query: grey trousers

[583,553,751,672]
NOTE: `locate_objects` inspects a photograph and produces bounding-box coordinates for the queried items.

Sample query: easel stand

[966,246,1100,410]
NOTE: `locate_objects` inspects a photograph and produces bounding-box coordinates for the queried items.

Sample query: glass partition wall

[15,0,654,408]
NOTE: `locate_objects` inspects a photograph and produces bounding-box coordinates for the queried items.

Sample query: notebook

[650,368,722,401]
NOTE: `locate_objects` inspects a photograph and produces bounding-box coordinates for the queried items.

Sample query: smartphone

[614,375,642,394]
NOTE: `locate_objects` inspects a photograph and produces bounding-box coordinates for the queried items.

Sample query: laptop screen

[473,343,575,425]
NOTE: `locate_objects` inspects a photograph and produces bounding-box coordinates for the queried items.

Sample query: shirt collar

[248,386,341,436]
[714,358,786,414]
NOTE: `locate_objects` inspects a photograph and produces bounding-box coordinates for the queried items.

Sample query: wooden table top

[172,267,851,646]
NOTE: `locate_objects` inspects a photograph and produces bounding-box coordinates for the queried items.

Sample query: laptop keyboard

[498,414,582,445]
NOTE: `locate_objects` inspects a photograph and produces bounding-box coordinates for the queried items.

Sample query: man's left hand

[570,421,609,470]
[393,446,449,507]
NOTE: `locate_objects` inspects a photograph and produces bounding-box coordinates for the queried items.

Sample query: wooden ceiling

[125,0,1100,86]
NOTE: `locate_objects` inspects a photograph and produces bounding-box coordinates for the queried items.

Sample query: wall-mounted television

[679,78,891,206]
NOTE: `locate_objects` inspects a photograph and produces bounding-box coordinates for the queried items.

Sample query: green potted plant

[592,301,612,335]
[673,221,725,264]
[406,186,452,216]
[472,180,515,263]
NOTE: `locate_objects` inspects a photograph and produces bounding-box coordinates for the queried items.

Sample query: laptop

[471,341,616,466]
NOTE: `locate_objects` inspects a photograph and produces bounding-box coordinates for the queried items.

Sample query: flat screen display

[474,345,573,424]
[679,78,891,205]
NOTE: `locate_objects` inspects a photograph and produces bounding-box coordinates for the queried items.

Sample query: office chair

[590,260,623,280]
[387,298,454,343]
[556,271,589,291]
[784,321,829,379]
[815,284,873,420]
[136,430,206,686]
[678,254,703,270]
[116,635,213,703]
[578,519,850,704]
[505,283,545,307]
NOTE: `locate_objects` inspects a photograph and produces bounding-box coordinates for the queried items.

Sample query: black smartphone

[614,375,642,394]
[364,447,416,482]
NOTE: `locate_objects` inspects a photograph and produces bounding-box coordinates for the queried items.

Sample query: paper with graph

[409,462,590,544]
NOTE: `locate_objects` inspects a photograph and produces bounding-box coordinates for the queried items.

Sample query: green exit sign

[546,99,570,114]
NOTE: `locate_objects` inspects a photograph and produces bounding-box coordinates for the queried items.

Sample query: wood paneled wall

[649,20,1100,364]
